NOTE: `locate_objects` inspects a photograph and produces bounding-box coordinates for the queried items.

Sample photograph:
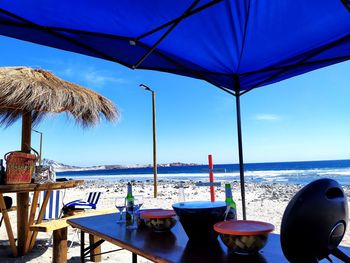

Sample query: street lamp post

[32,129,43,165]
[140,84,158,198]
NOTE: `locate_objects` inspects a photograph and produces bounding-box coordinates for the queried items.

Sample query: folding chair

[62,191,103,248]
[40,190,63,220]
[37,190,63,246]
[63,191,102,211]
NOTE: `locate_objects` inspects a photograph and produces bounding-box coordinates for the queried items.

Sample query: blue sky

[1,36,350,167]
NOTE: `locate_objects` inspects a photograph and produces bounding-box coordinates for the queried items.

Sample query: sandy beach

[1,180,349,262]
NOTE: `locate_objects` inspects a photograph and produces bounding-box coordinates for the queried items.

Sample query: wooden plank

[0,206,17,213]
[89,234,101,262]
[34,180,84,191]
[0,180,84,193]
[0,193,18,257]
[53,228,67,263]
[17,192,29,256]
[30,209,116,232]
[24,191,39,254]
[29,189,51,250]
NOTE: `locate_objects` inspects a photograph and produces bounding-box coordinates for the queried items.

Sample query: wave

[56,162,350,185]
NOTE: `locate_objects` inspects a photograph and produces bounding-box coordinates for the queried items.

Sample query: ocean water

[56,159,350,186]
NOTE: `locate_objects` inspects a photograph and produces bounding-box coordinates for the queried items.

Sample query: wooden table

[0,180,84,256]
[68,213,350,263]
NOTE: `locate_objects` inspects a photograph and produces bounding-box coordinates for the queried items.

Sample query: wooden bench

[29,208,116,263]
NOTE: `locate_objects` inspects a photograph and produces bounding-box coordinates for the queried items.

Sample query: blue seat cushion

[63,200,96,210]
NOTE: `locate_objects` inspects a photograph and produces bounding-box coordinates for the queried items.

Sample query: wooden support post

[17,112,32,255]
[21,111,32,153]
[0,193,18,257]
[17,192,29,256]
[53,228,67,263]
[89,234,102,262]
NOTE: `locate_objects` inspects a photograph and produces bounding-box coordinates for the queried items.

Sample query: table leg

[53,228,67,263]
[81,230,85,263]
[132,252,137,263]
[89,234,101,262]
[17,192,29,256]
[0,193,18,257]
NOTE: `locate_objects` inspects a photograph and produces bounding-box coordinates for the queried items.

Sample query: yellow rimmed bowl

[214,220,274,255]
[140,209,177,232]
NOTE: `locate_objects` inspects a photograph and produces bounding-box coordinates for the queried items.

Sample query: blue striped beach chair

[36,190,63,246]
[62,191,103,248]
[40,190,63,220]
[63,191,102,211]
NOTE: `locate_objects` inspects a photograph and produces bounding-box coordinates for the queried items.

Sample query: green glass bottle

[125,182,134,226]
[225,183,237,220]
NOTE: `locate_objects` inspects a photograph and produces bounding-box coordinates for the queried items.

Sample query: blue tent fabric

[0,0,349,94]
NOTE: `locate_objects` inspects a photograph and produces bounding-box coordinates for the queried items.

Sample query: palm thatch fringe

[0,67,118,127]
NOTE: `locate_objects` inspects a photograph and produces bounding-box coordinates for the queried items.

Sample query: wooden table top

[68,213,350,263]
[0,180,84,193]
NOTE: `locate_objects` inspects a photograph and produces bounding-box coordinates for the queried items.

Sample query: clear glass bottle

[178,182,185,203]
[225,183,237,220]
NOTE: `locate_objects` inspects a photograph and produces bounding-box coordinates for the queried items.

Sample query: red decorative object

[4,151,36,184]
[208,154,215,202]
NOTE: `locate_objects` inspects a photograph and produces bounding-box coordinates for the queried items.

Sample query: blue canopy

[0,0,349,221]
[0,0,349,94]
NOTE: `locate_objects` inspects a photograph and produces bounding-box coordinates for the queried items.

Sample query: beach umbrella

[0,66,118,256]
[0,66,118,152]
[0,1,349,220]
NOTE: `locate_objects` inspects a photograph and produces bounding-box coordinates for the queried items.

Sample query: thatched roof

[0,67,118,127]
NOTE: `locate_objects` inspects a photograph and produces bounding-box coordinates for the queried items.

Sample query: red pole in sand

[208,154,215,202]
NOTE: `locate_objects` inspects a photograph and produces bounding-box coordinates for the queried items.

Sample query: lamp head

[139,84,152,92]
[32,129,43,136]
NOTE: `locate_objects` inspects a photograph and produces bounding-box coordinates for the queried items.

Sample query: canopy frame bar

[0,12,182,72]
[132,0,201,69]
[341,0,350,12]
[135,0,223,41]
[0,4,232,95]
[239,55,350,81]
[240,33,350,96]
[236,0,252,73]
[0,8,121,64]
[0,8,212,75]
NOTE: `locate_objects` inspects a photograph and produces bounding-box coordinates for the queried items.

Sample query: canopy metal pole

[235,93,247,220]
